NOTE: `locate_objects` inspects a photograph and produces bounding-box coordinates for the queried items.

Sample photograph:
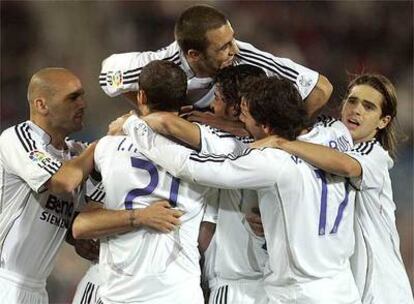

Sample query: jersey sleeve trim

[315,115,338,127]
[14,123,62,175]
[351,139,378,156]
[189,148,259,163]
[15,123,37,152]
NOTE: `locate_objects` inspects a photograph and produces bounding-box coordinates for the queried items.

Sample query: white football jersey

[93,135,214,303]
[347,140,414,303]
[99,40,318,107]
[123,116,361,303]
[0,121,86,282]
[196,124,267,286]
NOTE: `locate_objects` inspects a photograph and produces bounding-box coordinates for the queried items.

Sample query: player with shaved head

[0,68,96,304]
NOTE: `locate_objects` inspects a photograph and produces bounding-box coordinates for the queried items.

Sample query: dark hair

[345,73,398,158]
[175,5,228,54]
[139,60,187,112]
[243,77,310,140]
[215,64,266,116]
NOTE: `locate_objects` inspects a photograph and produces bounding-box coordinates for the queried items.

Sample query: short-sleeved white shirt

[347,140,414,303]
[92,135,214,303]
[0,121,86,282]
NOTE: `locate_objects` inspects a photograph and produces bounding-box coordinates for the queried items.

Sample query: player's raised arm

[251,117,360,178]
[304,74,333,117]
[46,142,96,194]
[254,136,361,178]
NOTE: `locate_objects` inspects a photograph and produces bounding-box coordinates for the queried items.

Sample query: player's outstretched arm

[122,115,276,189]
[46,142,97,194]
[304,74,333,117]
[251,136,361,177]
[72,200,183,239]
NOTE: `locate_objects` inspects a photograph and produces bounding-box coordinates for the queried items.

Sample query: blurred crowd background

[1,1,412,303]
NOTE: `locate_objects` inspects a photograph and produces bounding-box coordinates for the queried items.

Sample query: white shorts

[97,276,204,304]
[0,268,48,304]
[209,280,267,304]
[72,264,100,304]
[265,268,361,304]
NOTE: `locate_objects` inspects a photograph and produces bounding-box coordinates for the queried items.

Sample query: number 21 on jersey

[124,157,180,210]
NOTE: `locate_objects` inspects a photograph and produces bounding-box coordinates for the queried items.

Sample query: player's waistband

[0,268,46,290]
[209,276,263,289]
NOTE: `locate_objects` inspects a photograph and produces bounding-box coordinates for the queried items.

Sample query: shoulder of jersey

[350,139,380,156]
[234,40,298,82]
[200,124,254,143]
[315,115,340,128]
[0,123,18,139]
[6,121,40,152]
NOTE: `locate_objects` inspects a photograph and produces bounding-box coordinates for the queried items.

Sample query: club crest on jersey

[135,122,148,136]
[107,70,123,89]
[298,74,313,87]
[29,150,54,167]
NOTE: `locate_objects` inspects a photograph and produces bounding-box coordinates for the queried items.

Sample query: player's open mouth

[346,118,360,129]
[74,112,84,120]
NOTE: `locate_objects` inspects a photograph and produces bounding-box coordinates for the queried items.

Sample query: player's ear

[33,97,49,115]
[377,114,391,130]
[263,124,271,135]
[187,49,202,62]
[137,90,147,106]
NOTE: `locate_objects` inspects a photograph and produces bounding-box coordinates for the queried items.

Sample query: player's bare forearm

[72,200,183,239]
[47,142,96,194]
[305,74,333,118]
[249,135,284,149]
[142,112,202,150]
[186,111,249,137]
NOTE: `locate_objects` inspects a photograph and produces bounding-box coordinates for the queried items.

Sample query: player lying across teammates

[0,3,412,304]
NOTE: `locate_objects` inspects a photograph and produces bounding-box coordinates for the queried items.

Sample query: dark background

[1,1,412,302]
